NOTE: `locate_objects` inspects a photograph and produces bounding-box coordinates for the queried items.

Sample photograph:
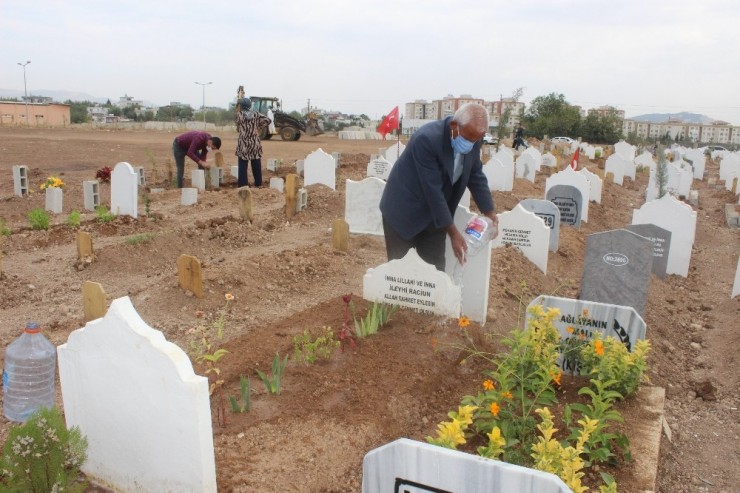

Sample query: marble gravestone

[366,156,392,180]
[304,148,336,190]
[635,151,656,172]
[363,249,462,319]
[683,149,706,180]
[491,204,550,274]
[546,184,583,228]
[632,194,696,277]
[614,140,636,161]
[383,142,406,165]
[605,154,627,185]
[626,223,672,279]
[515,152,537,182]
[580,229,654,317]
[545,166,590,221]
[579,167,602,203]
[519,198,561,251]
[345,178,385,236]
[111,162,138,218]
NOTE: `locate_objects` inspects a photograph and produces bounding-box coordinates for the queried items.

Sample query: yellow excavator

[236,87,322,141]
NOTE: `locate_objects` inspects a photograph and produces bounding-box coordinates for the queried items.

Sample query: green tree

[108,105,122,117]
[522,92,581,139]
[122,105,139,120]
[64,100,93,124]
[579,108,622,144]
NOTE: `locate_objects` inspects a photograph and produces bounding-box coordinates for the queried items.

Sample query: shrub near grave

[27,208,50,230]
[426,304,647,492]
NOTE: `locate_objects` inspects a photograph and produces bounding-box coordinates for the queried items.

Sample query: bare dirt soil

[0,127,737,492]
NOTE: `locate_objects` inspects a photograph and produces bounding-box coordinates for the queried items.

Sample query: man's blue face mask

[451,127,475,154]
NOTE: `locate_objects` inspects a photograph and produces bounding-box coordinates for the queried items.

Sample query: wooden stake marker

[177,254,203,298]
[83,281,107,322]
[332,218,349,252]
[237,187,253,222]
[76,231,94,261]
[285,173,299,220]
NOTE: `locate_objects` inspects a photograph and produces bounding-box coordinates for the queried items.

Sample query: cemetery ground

[0,126,738,492]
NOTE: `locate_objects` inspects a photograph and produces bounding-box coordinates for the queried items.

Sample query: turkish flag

[377,106,399,138]
[569,147,580,170]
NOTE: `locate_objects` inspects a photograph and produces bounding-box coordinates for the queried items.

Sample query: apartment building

[622,118,740,144]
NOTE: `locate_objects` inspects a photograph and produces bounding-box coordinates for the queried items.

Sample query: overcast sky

[2,0,739,123]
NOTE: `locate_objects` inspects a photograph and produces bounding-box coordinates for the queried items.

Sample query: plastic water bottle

[3,322,57,422]
[452,216,497,283]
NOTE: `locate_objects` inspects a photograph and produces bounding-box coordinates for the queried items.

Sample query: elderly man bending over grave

[172,130,221,188]
[379,103,498,271]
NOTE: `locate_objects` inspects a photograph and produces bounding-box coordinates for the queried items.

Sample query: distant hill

[630,112,719,124]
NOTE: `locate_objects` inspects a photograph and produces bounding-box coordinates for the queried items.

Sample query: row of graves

[9,138,740,491]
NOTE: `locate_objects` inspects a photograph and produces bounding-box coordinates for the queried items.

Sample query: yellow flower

[552,371,562,386]
[594,339,605,356]
[502,391,513,399]
[566,326,574,334]
[225,293,234,301]
[483,379,495,391]
[436,420,466,447]
[455,405,477,425]
[458,315,470,328]
[490,402,500,417]
[486,426,506,450]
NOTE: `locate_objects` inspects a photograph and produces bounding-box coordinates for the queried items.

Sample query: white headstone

[483,158,514,192]
[304,148,336,190]
[267,158,278,172]
[363,249,462,319]
[383,142,406,165]
[614,140,636,161]
[296,159,304,176]
[583,144,596,160]
[332,151,341,168]
[515,152,537,182]
[733,256,740,298]
[528,295,647,374]
[605,154,627,185]
[683,149,705,180]
[719,154,740,183]
[111,162,138,218]
[494,147,515,171]
[523,147,543,170]
[546,185,583,228]
[57,297,216,492]
[362,438,571,493]
[366,156,392,180]
[269,177,284,192]
[181,188,198,206]
[632,194,696,277]
[635,151,656,172]
[191,169,206,191]
[541,153,557,168]
[83,180,101,211]
[519,199,561,252]
[230,165,239,178]
[577,168,601,204]
[545,166,590,221]
[345,178,385,236]
[12,165,29,197]
[444,206,491,324]
[491,204,550,274]
[209,167,221,188]
[296,188,308,212]
[45,187,63,214]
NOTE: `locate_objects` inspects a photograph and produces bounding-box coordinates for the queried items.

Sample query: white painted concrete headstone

[45,187,63,214]
[491,204,550,274]
[733,256,740,298]
[383,142,406,165]
[269,177,285,192]
[366,156,392,180]
[614,140,636,161]
[519,199,561,252]
[541,152,557,168]
[57,297,216,492]
[111,162,138,218]
[304,148,336,190]
[181,188,198,206]
[345,178,385,236]
[484,158,514,192]
[578,167,602,204]
[605,154,627,185]
[632,194,696,277]
[362,438,571,493]
[363,249,461,319]
[545,166,590,221]
[515,152,537,183]
[191,169,206,191]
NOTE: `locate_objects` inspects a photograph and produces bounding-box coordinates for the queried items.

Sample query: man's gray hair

[453,103,489,130]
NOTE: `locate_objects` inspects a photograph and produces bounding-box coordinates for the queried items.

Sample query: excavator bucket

[305,112,324,136]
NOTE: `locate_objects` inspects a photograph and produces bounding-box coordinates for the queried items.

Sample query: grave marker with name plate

[545,167,590,221]
[363,249,461,319]
[366,156,392,180]
[527,295,647,374]
[519,198,561,251]
[580,229,654,317]
[626,223,671,279]
[362,438,571,493]
[491,204,550,273]
[546,184,583,228]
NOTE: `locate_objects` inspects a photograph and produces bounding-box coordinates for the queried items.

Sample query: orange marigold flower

[594,339,605,356]
[458,315,471,328]
[502,391,513,399]
[578,333,586,340]
[552,371,562,386]
[566,326,574,334]
[490,402,500,417]
[483,379,495,391]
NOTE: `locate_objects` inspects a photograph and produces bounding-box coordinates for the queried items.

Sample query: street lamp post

[194,81,212,128]
[17,60,31,127]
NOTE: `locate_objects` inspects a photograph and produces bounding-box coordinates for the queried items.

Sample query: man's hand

[200,161,211,169]
[447,224,467,265]
[484,211,500,240]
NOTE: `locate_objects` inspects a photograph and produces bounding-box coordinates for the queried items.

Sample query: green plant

[0,407,88,493]
[39,176,64,190]
[95,205,115,223]
[292,326,339,364]
[229,375,251,413]
[66,210,81,228]
[27,208,50,230]
[0,217,10,236]
[146,148,159,181]
[594,149,602,159]
[351,301,397,337]
[189,293,234,426]
[579,334,651,398]
[124,233,155,245]
[255,352,288,395]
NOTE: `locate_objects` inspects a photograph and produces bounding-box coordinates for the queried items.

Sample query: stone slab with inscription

[626,224,672,279]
